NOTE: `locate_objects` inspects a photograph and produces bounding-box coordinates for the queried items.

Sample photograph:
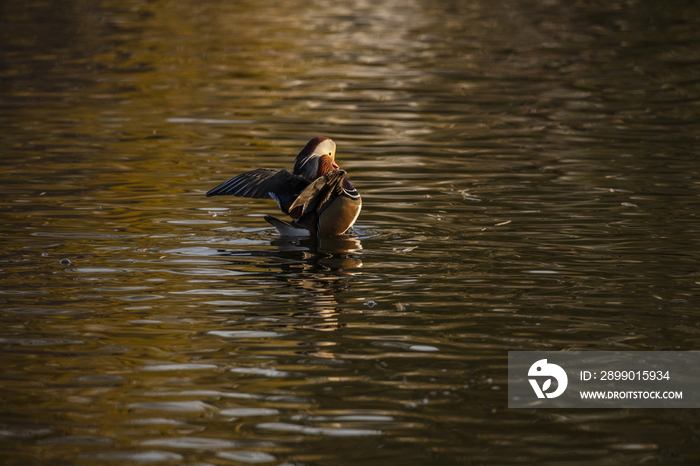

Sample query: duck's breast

[318,194,362,236]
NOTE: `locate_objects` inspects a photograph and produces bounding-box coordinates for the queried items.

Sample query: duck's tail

[264,215,312,237]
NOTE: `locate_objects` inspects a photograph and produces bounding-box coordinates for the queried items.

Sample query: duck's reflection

[268,235,363,331]
[272,236,363,270]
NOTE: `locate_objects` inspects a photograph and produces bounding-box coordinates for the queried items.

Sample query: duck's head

[293,137,338,180]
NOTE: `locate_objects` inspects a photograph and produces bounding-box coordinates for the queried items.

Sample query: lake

[1,0,700,464]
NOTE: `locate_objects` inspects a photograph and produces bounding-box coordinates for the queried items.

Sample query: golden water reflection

[269,236,363,331]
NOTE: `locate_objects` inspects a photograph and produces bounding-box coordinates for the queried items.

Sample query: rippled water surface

[2,0,700,464]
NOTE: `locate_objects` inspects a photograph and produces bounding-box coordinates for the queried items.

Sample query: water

[2,0,700,464]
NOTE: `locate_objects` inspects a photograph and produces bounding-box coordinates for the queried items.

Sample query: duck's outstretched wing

[287,169,348,219]
[206,168,308,201]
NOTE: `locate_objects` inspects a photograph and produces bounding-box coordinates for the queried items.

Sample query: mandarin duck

[206,137,361,236]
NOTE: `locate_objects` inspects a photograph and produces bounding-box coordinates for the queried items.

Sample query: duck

[206,137,361,236]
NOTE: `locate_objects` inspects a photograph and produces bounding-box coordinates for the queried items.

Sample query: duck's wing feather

[287,169,347,219]
[206,168,308,200]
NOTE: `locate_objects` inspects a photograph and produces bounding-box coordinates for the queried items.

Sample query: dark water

[2,0,700,464]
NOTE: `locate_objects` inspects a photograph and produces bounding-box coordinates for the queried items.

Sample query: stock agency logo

[528,359,568,399]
